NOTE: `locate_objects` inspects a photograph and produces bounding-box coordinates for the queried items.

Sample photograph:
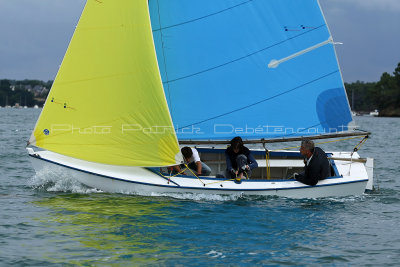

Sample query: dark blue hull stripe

[29,155,368,192]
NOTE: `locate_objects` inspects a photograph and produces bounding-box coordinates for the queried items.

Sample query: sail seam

[152,0,253,32]
[176,70,339,130]
[164,24,326,84]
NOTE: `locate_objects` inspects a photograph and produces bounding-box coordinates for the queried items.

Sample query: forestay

[149,0,352,141]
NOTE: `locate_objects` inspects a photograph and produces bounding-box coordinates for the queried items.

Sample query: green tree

[393,63,400,107]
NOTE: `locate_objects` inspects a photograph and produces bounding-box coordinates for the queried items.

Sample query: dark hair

[181,147,193,159]
[230,136,244,151]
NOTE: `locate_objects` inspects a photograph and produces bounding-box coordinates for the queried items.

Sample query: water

[1,108,400,266]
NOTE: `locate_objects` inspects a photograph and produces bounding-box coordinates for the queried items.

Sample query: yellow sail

[29,0,182,167]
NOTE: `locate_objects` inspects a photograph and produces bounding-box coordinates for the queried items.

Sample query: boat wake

[27,170,246,201]
[27,167,101,194]
[149,192,246,202]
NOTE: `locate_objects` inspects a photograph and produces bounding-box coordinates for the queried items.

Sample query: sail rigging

[29,0,182,167]
[149,0,352,141]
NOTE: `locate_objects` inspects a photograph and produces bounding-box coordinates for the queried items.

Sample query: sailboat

[27,0,374,198]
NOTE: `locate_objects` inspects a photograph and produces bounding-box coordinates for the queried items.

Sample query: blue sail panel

[149,0,352,140]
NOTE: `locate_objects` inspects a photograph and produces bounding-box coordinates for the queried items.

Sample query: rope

[203,178,236,186]
[348,135,369,175]
[265,150,271,180]
[160,164,207,186]
[158,166,188,179]
[200,172,248,186]
[159,165,246,187]
[200,168,250,186]
[184,164,206,186]
[352,135,369,153]
[262,141,271,179]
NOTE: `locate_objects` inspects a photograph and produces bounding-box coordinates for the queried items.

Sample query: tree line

[1,62,399,116]
[0,79,52,107]
[345,62,400,116]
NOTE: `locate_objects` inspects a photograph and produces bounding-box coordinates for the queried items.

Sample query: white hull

[27,148,372,199]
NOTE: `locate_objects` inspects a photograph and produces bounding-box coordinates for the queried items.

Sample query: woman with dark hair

[225,137,258,183]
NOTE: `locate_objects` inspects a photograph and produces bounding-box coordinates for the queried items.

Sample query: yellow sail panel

[30,0,182,167]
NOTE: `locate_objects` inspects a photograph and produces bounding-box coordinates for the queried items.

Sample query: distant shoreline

[2,72,399,117]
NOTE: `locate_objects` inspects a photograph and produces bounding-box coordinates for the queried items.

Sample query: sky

[0,0,399,83]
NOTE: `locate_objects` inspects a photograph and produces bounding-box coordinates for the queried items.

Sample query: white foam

[28,167,102,194]
[149,192,244,201]
[323,195,366,202]
[206,250,225,258]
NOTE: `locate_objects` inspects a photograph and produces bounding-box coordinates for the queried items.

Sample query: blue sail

[149,0,352,141]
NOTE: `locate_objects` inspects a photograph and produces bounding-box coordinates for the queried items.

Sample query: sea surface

[1,108,399,266]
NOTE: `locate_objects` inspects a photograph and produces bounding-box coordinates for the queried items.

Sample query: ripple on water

[1,111,400,265]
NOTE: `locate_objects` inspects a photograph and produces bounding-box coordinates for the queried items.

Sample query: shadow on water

[27,191,364,265]
[15,183,399,266]
[31,194,182,265]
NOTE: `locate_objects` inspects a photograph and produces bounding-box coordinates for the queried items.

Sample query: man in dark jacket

[294,139,330,186]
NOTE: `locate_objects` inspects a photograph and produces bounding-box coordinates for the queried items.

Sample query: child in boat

[225,136,258,182]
